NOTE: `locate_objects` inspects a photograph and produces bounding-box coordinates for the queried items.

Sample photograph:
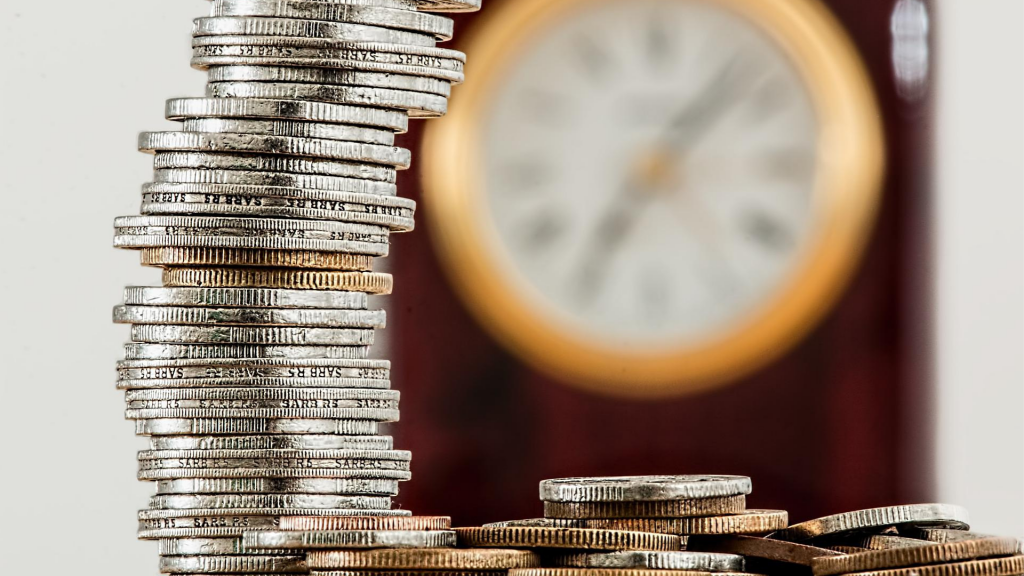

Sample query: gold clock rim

[422,0,886,398]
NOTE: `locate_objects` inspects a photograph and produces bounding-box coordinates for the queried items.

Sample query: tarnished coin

[454,527,680,551]
[540,476,753,503]
[114,305,385,328]
[159,554,307,573]
[193,17,437,48]
[306,548,542,570]
[824,556,1024,576]
[129,324,374,346]
[903,530,1000,544]
[155,477,399,495]
[485,519,584,528]
[280,516,451,531]
[162,268,393,294]
[149,434,392,451]
[159,537,286,556]
[687,535,842,567]
[165,97,408,133]
[812,537,1022,576]
[135,418,379,436]
[206,82,447,117]
[206,66,451,97]
[544,496,746,519]
[552,551,745,572]
[139,132,411,167]
[415,0,481,11]
[209,0,455,40]
[140,247,374,271]
[181,117,395,145]
[150,493,391,510]
[845,535,939,550]
[771,504,971,542]
[583,511,788,536]
[123,343,370,361]
[507,569,756,576]
[244,529,457,550]
[122,286,370,309]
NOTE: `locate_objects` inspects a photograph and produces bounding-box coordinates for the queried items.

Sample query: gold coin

[687,534,842,567]
[508,569,758,576]
[280,516,452,531]
[454,527,680,551]
[583,510,788,535]
[838,555,1024,576]
[812,538,1021,576]
[142,247,373,270]
[163,267,392,294]
[544,496,746,519]
[307,549,541,570]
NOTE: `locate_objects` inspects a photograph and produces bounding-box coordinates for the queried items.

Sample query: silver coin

[243,529,456,550]
[182,117,394,145]
[141,193,415,232]
[138,467,411,481]
[192,17,437,48]
[165,97,408,132]
[123,343,370,361]
[149,434,393,451]
[113,305,386,328]
[128,408,395,422]
[539,476,754,503]
[771,504,971,542]
[138,507,410,539]
[552,551,745,572]
[126,387,397,407]
[206,81,446,117]
[113,215,391,255]
[152,168,398,195]
[117,357,390,389]
[206,65,451,97]
[140,447,410,460]
[483,518,583,528]
[154,477,399,495]
[159,554,307,573]
[128,325,375,346]
[135,418,379,436]
[152,151,397,182]
[149,493,391,510]
[210,0,454,40]
[139,132,411,167]
[122,286,370,309]
[192,47,464,83]
[900,528,997,543]
[159,537,288,556]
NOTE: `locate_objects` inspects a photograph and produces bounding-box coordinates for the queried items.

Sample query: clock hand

[661,55,746,151]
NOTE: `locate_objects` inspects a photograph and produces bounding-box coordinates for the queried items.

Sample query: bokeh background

[0,0,1020,573]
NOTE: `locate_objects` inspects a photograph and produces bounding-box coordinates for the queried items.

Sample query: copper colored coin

[772,505,970,542]
[837,555,1024,576]
[687,535,842,567]
[142,247,374,270]
[544,496,746,519]
[584,510,788,535]
[812,537,1021,576]
[507,569,760,576]
[280,516,452,531]
[454,526,680,551]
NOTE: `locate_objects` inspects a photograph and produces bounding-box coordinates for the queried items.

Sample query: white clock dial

[479,0,819,348]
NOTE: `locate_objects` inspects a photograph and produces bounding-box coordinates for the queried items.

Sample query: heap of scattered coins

[220,475,1020,576]
[111,0,480,574]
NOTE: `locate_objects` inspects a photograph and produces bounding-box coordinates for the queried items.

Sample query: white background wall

[0,0,1019,573]
[934,0,1024,537]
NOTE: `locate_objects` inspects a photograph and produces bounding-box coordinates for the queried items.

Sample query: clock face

[423,0,883,395]
[480,0,818,347]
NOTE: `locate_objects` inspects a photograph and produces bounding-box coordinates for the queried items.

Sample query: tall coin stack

[112,0,481,574]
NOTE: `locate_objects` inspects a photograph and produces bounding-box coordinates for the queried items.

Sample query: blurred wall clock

[422,0,885,397]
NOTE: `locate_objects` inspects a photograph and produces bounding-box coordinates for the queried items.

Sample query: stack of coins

[111,0,481,574]
[539,476,789,544]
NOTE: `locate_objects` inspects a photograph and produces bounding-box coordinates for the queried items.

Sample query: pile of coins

[111,0,481,574]
[448,476,1022,576]
[539,475,790,541]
